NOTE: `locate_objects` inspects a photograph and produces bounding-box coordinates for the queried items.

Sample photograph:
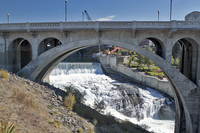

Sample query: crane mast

[82,10,92,21]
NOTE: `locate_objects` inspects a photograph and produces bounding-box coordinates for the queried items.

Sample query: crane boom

[83,10,92,21]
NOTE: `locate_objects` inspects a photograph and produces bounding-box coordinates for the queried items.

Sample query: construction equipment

[82,10,92,21]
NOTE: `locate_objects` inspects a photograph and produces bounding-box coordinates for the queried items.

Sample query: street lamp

[65,0,67,22]
[170,0,172,21]
[7,13,9,23]
[158,10,160,21]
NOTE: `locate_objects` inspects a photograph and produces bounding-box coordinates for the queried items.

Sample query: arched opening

[38,37,62,56]
[20,40,32,69]
[139,38,165,59]
[172,38,197,83]
[8,38,32,73]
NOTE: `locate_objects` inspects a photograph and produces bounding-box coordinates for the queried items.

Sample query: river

[49,62,175,133]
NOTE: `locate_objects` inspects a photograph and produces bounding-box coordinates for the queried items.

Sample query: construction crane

[82,10,92,21]
[82,10,101,55]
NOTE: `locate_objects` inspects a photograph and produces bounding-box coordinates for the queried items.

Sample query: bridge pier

[0,35,6,69]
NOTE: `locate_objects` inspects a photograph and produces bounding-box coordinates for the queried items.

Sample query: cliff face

[0,70,94,133]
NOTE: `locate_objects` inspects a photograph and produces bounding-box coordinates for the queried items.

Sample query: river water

[50,62,175,133]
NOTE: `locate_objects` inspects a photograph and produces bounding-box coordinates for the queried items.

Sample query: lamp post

[170,0,172,21]
[158,10,160,21]
[65,0,67,22]
[7,13,9,23]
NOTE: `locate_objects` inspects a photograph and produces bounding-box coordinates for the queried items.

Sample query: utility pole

[170,0,172,21]
[7,13,9,23]
[158,10,160,21]
[65,0,67,22]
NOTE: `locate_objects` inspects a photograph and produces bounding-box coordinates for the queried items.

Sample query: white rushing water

[50,62,175,133]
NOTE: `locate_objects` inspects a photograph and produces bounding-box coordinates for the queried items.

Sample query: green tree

[175,57,179,66]
[128,55,135,65]
[146,44,153,52]
[136,54,144,66]
[171,56,174,65]
[144,57,153,70]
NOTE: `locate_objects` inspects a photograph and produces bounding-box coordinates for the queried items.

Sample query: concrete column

[164,41,173,63]
[196,48,200,86]
[31,39,39,60]
[179,45,183,73]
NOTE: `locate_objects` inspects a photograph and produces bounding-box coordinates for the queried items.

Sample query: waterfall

[50,62,175,133]
[51,62,104,76]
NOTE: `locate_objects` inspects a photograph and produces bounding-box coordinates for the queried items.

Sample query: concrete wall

[99,56,174,98]
[0,36,6,69]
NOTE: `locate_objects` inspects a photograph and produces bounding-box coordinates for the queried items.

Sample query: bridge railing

[0,21,200,32]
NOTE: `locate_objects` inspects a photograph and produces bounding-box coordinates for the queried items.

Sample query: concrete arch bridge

[0,12,200,133]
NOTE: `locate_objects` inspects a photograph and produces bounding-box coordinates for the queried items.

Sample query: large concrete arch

[18,37,198,133]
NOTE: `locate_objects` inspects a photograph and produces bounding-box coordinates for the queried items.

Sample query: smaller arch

[8,38,32,73]
[20,40,32,69]
[139,37,166,59]
[172,38,198,83]
[38,37,62,56]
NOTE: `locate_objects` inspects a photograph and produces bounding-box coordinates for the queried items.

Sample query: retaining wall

[99,56,174,98]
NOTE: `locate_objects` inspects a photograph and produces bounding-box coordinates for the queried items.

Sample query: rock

[57,95,63,102]
[9,113,19,121]
[52,98,55,101]
[158,105,175,120]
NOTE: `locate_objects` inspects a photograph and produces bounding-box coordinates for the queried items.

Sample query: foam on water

[50,63,175,133]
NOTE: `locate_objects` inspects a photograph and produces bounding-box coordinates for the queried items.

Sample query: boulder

[158,105,175,120]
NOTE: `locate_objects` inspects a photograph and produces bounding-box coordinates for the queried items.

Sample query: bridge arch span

[18,38,198,133]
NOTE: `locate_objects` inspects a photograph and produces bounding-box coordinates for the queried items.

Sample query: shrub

[24,98,38,109]
[63,92,76,111]
[18,72,25,77]
[12,89,38,109]
[92,118,98,126]
[12,89,26,103]
[65,86,85,103]
[0,119,17,133]
[0,69,9,80]
[78,128,83,133]
[88,126,93,133]
[49,119,61,128]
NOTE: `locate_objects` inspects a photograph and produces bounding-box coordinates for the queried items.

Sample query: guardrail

[0,21,200,32]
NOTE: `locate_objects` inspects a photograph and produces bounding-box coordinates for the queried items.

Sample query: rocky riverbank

[0,70,150,133]
[0,70,94,133]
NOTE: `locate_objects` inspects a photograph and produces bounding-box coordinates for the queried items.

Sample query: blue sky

[0,0,199,23]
